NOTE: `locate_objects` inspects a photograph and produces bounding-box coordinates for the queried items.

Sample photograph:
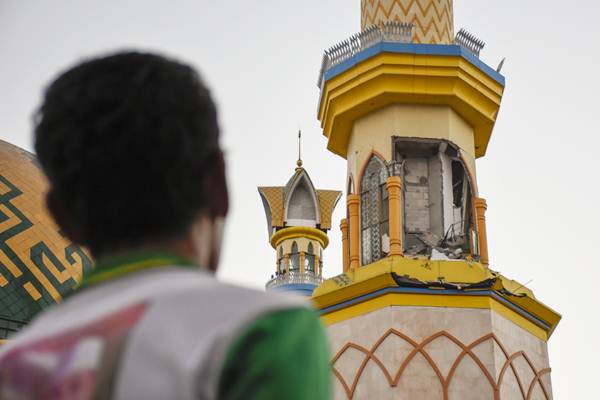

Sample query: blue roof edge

[322,43,505,87]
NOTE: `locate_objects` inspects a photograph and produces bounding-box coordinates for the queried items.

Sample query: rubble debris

[393,137,477,261]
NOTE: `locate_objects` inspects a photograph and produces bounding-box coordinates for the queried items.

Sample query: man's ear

[46,190,84,245]
[204,151,229,219]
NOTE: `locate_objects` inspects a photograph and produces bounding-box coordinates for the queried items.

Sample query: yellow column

[299,251,306,274]
[340,218,349,272]
[347,194,360,269]
[474,197,489,266]
[284,254,289,274]
[386,176,403,256]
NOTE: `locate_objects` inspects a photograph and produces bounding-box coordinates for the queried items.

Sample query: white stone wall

[327,306,552,400]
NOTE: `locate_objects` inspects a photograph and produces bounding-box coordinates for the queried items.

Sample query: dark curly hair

[34,51,226,255]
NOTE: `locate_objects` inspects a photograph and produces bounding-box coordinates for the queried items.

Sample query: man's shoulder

[216,298,331,399]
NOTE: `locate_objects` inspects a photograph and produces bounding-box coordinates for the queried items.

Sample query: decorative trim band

[269,226,329,249]
[332,328,551,399]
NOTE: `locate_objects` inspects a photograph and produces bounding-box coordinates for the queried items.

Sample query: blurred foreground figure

[0,52,331,399]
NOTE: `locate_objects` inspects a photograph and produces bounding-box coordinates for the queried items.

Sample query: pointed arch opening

[347,174,355,195]
[278,246,285,274]
[360,155,390,265]
[290,241,300,271]
[306,242,315,273]
[285,172,320,227]
[319,247,323,275]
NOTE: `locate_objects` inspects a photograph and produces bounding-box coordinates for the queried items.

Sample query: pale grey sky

[1,0,598,397]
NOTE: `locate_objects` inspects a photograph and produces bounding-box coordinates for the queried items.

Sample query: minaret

[259,132,341,296]
[313,1,561,398]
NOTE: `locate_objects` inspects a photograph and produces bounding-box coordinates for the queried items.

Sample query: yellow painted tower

[312,1,560,398]
[259,134,341,296]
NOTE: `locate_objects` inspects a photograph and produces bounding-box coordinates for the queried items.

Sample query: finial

[296,130,303,169]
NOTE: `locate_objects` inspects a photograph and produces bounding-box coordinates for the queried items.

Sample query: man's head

[34,51,228,269]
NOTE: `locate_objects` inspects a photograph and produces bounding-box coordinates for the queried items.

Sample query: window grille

[361,157,389,265]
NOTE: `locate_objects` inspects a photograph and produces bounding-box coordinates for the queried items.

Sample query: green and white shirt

[0,253,331,399]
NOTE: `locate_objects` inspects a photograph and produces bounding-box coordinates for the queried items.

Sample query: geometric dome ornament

[0,139,92,340]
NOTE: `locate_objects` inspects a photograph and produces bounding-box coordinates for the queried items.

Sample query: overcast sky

[1,0,598,397]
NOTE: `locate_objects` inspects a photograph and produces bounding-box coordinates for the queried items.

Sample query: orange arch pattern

[332,329,551,399]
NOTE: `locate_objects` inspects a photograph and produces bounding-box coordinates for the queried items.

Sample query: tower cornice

[318,43,505,159]
[312,256,561,341]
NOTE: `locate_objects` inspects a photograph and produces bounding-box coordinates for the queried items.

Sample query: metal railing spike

[454,28,485,57]
[319,22,454,88]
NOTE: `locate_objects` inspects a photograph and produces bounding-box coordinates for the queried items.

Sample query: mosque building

[260,1,560,399]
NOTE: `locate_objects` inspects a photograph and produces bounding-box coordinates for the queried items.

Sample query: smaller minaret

[258,132,341,296]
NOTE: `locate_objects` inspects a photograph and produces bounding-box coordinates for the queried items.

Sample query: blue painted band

[272,283,318,296]
[319,286,549,331]
[323,42,505,86]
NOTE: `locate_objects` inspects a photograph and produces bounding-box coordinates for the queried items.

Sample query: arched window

[290,241,300,271]
[278,247,285,274]
[306,243,315,273]
[319,248,323,274]
[361,156,389,265]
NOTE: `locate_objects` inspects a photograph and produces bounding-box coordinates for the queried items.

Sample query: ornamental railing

[317,24,486,89]
[317,22,413,88]
[266,271,324,290]
[454,28,485,57]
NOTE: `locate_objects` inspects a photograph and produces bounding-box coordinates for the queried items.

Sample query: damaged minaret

[312,1,561,399]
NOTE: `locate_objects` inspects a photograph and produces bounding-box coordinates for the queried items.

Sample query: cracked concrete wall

[347,104,477,194]
[347,104,479,263]
[395,139,474,257]
[404,157,431,233]
[440,152,456,237]
[428,154,444,239]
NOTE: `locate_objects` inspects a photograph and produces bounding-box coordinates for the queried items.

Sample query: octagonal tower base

[328,305,552,400]
[313,258,559,400]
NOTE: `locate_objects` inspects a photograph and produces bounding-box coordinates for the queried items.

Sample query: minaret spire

[296,129,303,169]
